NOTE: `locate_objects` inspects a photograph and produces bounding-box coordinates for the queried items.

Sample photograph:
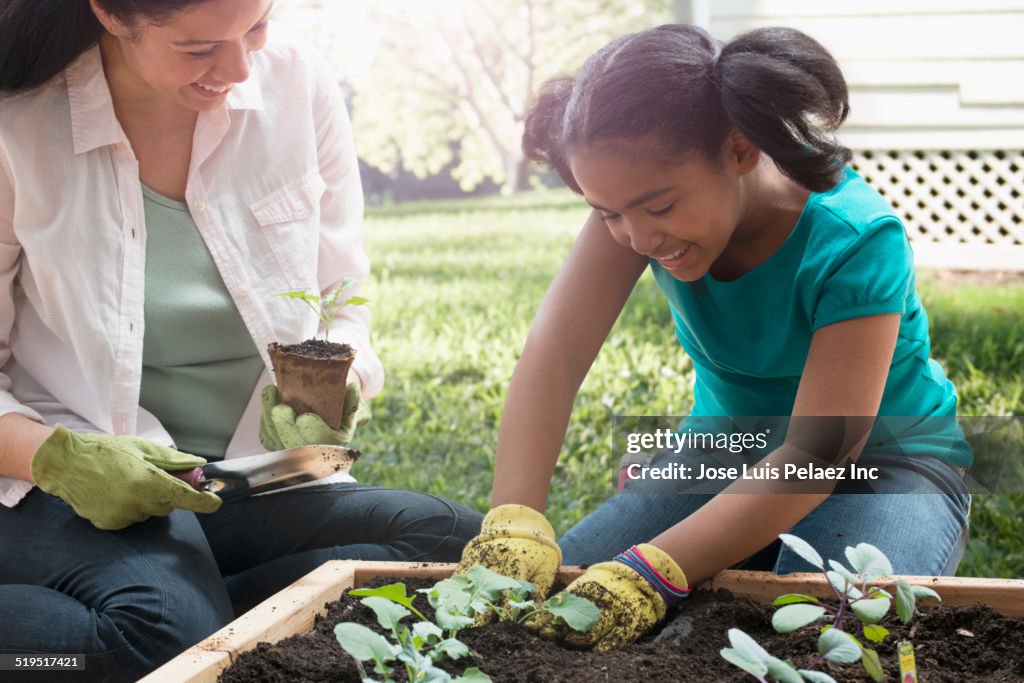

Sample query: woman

[0,1,480,679]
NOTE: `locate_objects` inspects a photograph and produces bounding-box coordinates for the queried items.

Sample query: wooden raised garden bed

[140,561,1024,682]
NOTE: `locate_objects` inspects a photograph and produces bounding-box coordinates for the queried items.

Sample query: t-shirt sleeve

[812,217,914,330]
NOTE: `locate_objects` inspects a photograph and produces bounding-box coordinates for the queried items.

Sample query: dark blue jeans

[0,483,482,682]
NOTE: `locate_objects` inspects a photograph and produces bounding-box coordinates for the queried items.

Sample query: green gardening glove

[258,383,371,451]
[30,425,223,531]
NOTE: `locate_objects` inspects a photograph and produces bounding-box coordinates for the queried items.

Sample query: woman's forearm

[0,413,51,481]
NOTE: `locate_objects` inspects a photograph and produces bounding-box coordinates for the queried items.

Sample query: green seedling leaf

[862,623,890,644]
[772,604,827,633]
[454,668,492,683]
[413,621,443,644]
[423,576,475,615]
[720,647,768,678]
[434,607,476,633]
[435,637,471,661]
[779,534,824,570]
[851,596,891,624]
[817,628,862,664]
[361,596,411,631]
[845,543,893,581]
[274,289,320,303]
[352,583,422,614]
[827,559,859,585]
[465,565,532,602]
[772,594,820,607]
[334,622,399,666]
[861,647,884,682]
[797,670,838,683]
[826,570,863,600]
[543,592,601,632]
[348,295,370,306]
[910,584,941,602]
[727,628,771,664]
[765,656,803,683]
[895,581,916,624]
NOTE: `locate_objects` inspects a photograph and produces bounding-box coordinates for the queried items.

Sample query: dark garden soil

[218,577,1024,683]
[274,339,353,359]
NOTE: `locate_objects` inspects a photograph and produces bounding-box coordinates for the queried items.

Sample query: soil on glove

[218,577,1024,682]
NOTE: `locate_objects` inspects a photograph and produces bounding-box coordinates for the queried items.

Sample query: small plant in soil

[334,567,601,683]
[267,278,369,429]
[423,565,601,630]
[721,533,941,683]
[335,581,489,683]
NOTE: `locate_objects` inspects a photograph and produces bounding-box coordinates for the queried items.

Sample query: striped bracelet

[614,545,691,607]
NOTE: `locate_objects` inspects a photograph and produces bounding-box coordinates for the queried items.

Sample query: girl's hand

[526,543,688,652]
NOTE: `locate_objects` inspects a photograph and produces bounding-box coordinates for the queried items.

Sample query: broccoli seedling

[334,581,489,683]
[721,534,941,683]
[421,565,600,633]
[275,277,368,339]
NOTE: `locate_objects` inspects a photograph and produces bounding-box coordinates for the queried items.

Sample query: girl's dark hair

[524,24,851,193]
[0,0,208,92]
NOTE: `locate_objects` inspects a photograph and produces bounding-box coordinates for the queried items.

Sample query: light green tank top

[139,185,264,458]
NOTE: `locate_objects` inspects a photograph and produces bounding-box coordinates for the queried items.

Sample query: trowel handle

[168,467,207,491]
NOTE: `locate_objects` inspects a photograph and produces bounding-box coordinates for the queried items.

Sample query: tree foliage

[350,0,671,194]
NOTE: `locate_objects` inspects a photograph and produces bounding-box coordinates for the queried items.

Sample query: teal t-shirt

[139,186,265,459]
[651,169,969,466]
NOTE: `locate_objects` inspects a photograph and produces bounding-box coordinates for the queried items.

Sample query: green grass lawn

[354,190,1024,579]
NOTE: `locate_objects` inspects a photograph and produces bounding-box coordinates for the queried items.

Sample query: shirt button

[194,201,206,212]
[237,285,251,297]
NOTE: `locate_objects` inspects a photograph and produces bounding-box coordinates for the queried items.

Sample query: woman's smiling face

[568,136,756,282]
[92,0,273,112]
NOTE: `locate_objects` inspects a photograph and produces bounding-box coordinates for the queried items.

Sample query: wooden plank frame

[141,561,1024,683]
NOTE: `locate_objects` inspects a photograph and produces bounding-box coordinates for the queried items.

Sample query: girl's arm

[650,312,901,585]
[491,210,649,511]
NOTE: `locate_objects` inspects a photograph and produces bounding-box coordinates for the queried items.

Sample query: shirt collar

[65,44,265,155]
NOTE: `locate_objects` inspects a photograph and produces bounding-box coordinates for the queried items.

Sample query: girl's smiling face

[92,0,273,112]
[568,135,759,282]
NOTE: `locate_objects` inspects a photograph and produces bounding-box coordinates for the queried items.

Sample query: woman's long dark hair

[0,0,208,92]
[523,24,851,193]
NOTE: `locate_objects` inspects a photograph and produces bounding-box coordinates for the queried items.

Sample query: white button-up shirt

[0,37,384,506]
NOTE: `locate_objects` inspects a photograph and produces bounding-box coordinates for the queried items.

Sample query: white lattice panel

[851,150,1024,271]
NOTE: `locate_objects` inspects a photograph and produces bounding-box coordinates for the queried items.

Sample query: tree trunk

[502,153,532,195]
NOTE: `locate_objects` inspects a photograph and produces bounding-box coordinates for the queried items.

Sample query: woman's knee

[381,491,483,561]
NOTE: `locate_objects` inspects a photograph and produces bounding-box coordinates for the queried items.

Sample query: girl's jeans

[560,452,971,576]
[0,483,482,682]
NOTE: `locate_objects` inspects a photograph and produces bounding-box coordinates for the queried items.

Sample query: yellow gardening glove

[259,383,371,450]
[31,425,223,531]
[455,504,562,607]
[527,543,689,652]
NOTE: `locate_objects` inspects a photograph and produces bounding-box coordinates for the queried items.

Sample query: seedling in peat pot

[274,277,369,340]
[721,534,941,683]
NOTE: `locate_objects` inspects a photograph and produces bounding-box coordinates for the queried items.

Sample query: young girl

[457,24,971,651]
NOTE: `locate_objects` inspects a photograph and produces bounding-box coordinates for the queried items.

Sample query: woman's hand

[258,383,370,450]
[30,425,222,530]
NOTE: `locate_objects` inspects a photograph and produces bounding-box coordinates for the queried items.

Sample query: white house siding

[702,0,1024,270]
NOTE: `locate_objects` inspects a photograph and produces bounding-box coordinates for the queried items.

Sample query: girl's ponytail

[522,76,580,193]
[526,23,852,194]
[716,27,851,192]
[0,0,104,92]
